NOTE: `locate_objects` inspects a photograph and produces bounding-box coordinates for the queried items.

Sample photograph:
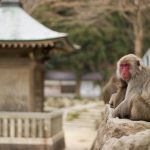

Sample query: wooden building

[0,0,73,112]
[45,71,102,98]
[45,71,76,97]
[0,0,73,149]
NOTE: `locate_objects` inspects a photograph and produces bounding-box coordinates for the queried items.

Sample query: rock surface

[93,105,150,150]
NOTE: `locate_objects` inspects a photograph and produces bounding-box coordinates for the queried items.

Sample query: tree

[104,0,150,57]
[30,0,150,82]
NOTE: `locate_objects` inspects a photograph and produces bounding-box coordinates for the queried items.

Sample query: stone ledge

[93,105,150,150]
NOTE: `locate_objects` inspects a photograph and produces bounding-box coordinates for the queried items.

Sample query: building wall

[142,49,150,66]
[80,81,101,98]
[0,58,32,111]
[45,80,101,98]
[44,80,76,98]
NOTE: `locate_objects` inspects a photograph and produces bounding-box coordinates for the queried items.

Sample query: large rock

[93,105,150,150]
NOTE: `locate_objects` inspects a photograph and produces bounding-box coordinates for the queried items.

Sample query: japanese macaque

[112,54,150,121]
[109,79,127,108]
[102,75,118,104]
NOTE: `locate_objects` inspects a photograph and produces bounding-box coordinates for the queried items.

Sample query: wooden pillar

[30,60,45,112]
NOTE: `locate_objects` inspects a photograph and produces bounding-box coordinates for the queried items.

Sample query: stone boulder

[92,105,150,150]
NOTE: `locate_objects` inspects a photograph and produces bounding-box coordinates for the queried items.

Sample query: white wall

[80,81,101,98]
[142,49,150,66]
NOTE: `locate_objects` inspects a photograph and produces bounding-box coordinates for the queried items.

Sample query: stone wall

[0,59,31,111]
[92,105,150,150]
[0,55,45,112]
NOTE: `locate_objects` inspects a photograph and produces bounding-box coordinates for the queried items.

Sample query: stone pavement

[63,101,104,150]
[64,126,97,150]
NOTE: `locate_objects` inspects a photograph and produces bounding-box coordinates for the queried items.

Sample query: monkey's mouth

[122,75,130,81]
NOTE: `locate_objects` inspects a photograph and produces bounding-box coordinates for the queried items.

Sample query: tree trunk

[134,2,143,57]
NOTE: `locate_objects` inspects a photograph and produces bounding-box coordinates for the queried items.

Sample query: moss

[66,111,80,121]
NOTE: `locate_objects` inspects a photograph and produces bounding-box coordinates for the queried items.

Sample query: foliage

[32,1,148,81]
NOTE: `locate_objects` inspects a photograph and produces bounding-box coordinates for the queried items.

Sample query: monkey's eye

[120,64,130,69]
[124,64,130,67]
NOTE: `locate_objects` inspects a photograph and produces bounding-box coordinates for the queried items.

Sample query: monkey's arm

[109,93,117,108]
[112,100,130,118]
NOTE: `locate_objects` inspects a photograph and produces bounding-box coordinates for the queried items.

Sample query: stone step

[66,118,96,123]
[66,114,99,122]
[78,112,101,118]
[63,103,103,129]
[65,118,98,127]
[77,116,99,121]
[64,121,96,128]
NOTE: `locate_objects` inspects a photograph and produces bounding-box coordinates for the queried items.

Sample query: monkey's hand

[112,100,129,118]
[109,93,117,108]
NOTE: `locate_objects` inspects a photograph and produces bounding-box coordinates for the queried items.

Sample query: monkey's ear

[137,60,142,70]
[137,60,140,66]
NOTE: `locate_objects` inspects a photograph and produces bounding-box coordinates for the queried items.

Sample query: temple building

[0,0,73,149]
[0,0,73,112]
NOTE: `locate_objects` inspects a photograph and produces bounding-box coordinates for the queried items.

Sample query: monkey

[101,75,118,104]
[102,75,127,105]
[112,54,150,121]
[109,78,127,108]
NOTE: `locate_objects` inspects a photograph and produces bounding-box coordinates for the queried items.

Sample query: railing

[0,111,63,138]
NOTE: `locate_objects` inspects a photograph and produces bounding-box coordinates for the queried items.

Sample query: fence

[0,111,64,150]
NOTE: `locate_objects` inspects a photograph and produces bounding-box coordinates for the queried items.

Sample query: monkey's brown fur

[102,75,118,104]
[109,79,127,108]
[112,54,150,121]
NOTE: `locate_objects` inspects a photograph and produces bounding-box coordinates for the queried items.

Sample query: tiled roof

[0,0,66,41]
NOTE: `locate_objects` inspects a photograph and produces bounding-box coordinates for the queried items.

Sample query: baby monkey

[109,79,127,108]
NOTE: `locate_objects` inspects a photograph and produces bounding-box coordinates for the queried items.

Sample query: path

[63,101,104,150]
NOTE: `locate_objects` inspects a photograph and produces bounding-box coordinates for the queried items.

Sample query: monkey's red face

[120,63,131,81]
